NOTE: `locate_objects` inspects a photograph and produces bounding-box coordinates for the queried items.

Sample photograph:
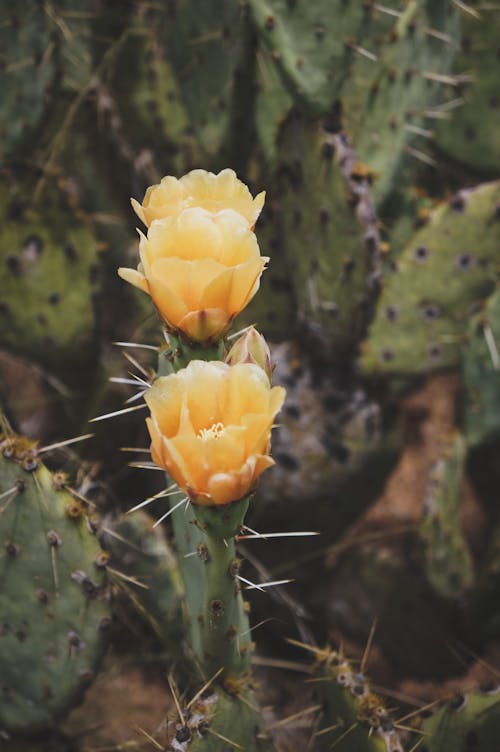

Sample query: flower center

[198,422,226,441]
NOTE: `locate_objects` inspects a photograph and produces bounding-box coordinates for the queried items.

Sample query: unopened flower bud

[225,327,272,381]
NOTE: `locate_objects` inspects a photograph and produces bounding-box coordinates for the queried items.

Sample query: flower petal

[117,266,149,293]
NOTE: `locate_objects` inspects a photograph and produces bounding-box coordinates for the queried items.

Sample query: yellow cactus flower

[131,168,265,228]
[145,360,286,506]
[118,208,268,342]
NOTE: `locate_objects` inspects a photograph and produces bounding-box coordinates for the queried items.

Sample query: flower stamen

[198,422,226,441]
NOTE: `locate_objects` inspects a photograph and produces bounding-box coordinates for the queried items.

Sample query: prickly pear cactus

[237,200,298,341]
[361,181,500,376]
[304,645,404,751]
[248,0,371,115]
[420,689,500,752]
[0,431,111,733]
[249,1,460,203]
[345,1,461,204]
[164,687,273,751]
[99,11,193,184]
[462,287,500,448]
[0,176,101,370]
[102,510,185,650]
[0,2,58,159]
[253,341,397,541]
[435,3,500,176]
[155,0,255,168]
[420,433,474,599]
[272,118,381,360]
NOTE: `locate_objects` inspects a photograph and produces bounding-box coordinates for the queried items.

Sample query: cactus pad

[421,689,500,752]
[462,287,500,448]
[420,433,474,599]
[0,432,111,733]
[436,4,500,176]
[361,181,500,376]
[0,2,57,159]
[0,178,100,370]
[306,645,404,751]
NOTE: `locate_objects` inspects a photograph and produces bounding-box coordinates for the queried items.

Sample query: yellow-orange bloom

[131,169,265,228]
[118,208,267,342]
[145,360,286,506]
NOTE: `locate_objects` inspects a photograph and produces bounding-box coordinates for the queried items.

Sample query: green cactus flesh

[420,690,500,752]
[235,202,298,342]
[420,433,474,599]
[164,685,273,751]
[344,1,460,204]
[272,116,380,360]
[0,1,57,159]
[167,497,253,679]
[249,1,459,203]
[0,433,111,733]
[462,287,500,448]
[104,12,194,180]
[0,178,100,370]
[307,646,404,751]
[154,0,254,167]
[247,0,378,117]
[101,510,185,651]
[361,181,500,377]
[435,3,500,176]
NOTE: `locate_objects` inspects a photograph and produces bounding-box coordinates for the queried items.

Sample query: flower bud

[225,327,272,381]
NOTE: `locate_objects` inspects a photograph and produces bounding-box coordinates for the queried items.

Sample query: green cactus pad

[104,13,195,180]
[436,4,500,176]
[155,0,254,166]
[0,178,100,370]
[273,117,381,359]
[102,510,185,649]
[421,690,500,752]
[420,433,474,599]
[344,1,460,204]
[249,1,459,199]
[164,685,273,751]
[247,0,374,116]
[236,200,298,341]
[361,181,500,377]
[462,287,500,448]
[0,433,111,733]
[306,646,403,751]
[252,341,398,542]
[0,2,57,159]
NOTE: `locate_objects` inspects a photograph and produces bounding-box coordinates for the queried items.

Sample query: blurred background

[1,1,500,749]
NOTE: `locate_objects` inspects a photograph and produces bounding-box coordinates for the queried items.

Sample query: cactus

[462,287,500,449]
[101,510,185,652]
[154,0,255,170]
[249,1,460,201]
[0,174,101,372]
[420,689,500,752]
[0,1,58,160]
[252,340,398,540]
[293,643,404,751]
[419,433,474,599]
[361,181,500,377]
[0,429,111,734]
[265,118,381,361]
[435,3,500,177]
[345,1,460,205]
[162,684,273,751]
